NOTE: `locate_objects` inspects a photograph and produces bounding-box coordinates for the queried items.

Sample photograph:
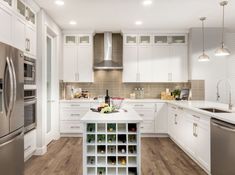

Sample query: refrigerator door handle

[9,58,17,114]
[5,57,14,118]
[0,131,23,148]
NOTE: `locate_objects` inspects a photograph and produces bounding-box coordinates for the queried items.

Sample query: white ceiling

[35,0,235,31]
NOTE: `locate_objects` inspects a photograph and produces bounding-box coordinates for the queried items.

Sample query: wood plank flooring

[24,137,207,175]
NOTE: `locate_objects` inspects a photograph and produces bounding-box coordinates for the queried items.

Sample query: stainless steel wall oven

[24,89,36,133]
[24,56,36,85]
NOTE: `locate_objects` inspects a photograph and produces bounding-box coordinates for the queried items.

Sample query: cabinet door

[77,46,93,82]
[123,46,138,82]
[0,5,13,45]
[195,117,210,171]
[183,113,196,157]
[124,34,137,45]
[168,105,177,138]
[63,46,77,82]
[13,17,25,51]
[152,46,170,82]
[155,103,168,133]
[26,25,36,56]
[169,46,188,82]
[138,46,152,82]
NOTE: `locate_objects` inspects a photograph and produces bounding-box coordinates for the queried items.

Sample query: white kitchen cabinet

[152,46,170,82]
[63,34,93,82]
[122,46,138,82]
[63,46,77,82]
[124,34,137,45]
[25,24,36,56]
[0,0,13,7]
[168,105,211,172]
[24,129,36,161]
[138,46,152,82]
[77,46,93,82]
[0,4,13,45]
[139,35,152,45]
[60,102,91,134]
[169,45,188,82]
[155,103,168,134]
[13,16,25,51]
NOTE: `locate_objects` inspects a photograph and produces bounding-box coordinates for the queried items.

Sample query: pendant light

[215,1,230,56]
[198,17,210,62]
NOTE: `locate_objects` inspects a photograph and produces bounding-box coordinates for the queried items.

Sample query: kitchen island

[81,107,143,175]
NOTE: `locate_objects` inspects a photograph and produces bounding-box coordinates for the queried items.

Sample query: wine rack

[83,123,140,175]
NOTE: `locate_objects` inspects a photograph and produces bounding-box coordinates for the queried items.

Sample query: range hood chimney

[94,32,123,70]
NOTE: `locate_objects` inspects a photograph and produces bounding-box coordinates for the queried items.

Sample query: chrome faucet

[216,79,233,110]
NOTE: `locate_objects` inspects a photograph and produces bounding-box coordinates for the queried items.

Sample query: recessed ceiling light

[54,0,64,6]
[69,20,77,25]
[135,21,143,25]
[142,0,152,6]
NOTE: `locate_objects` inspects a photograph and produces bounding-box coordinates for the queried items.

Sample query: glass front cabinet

[154,34,187,45]
[64,34,92,45]
[17,0,36,25]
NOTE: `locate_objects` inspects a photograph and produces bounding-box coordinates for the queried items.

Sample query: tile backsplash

[60,70,192,99]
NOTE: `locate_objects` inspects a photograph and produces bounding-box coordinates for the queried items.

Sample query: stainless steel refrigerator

[0,42,24,175]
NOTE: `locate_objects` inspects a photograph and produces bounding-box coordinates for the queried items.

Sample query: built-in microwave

[24,56,36,85]
[24,89,37,133]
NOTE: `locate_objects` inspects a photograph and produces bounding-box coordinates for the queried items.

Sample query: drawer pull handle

[140,126,144,129]
[135,104,144,107]
[139,114,144,117]
[71,126,80,129]
[71,104,80,107]
[24,145,31,151]
[192,115,200,119]
[171,106,177,109]
[178,107,183,110]
[70,114,80,116]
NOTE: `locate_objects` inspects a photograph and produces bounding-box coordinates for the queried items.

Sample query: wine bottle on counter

[105,89,110,106]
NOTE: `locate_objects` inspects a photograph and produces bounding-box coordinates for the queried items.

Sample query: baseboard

[60,133,83,137]
[24,150,36,162]
[34,145,47,156]
[141,133,169,137]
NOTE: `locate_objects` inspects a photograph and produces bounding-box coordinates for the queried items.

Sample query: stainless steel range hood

[94,32,123,70]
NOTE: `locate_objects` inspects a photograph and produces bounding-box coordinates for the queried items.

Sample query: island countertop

[81,107,143,123]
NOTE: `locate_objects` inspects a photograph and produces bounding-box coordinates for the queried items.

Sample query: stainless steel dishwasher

[211,118,235,175]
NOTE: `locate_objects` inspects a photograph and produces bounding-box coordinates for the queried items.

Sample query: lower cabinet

[168,104,211,172]
[60,102,91,134]
[24,129,36,161]
[155,103,168,133]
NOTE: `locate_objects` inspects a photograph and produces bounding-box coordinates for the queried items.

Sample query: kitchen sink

[199,108,231,113]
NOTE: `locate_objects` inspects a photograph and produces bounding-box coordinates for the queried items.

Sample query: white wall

[36,9,62,155]
[189,28,235,105]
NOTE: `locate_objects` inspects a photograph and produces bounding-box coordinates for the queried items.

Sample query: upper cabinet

[124,34,138,45]
[16,0,36,25]
[64,34,92,46]
[0,0,37,57]
[122,32,188,83]
[1,0,13,7]
[154,34,187,45]
[63,33,94,82]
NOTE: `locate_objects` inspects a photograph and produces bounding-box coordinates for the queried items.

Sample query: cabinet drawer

[60,109,88,121]
[135,109,155,120]
[60,121,83,133]
[24,130,36,159]
[140,121,155,133]
[60,102,91,109]
[128,102,155,109]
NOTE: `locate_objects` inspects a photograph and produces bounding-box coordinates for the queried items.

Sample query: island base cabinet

[83,123,141,175]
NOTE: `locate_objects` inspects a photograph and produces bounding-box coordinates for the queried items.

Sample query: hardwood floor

[24,138,207,175]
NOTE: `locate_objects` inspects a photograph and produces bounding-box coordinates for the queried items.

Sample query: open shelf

[118,167,127,175]
[84,123,140,175]
[97,156,106,166]
[108,167,116,175]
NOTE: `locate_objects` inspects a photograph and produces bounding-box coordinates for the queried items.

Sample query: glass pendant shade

[198,53,210,62]
[215,44,230,56]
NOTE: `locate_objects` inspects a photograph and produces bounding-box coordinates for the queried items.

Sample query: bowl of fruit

[91,103,118,114]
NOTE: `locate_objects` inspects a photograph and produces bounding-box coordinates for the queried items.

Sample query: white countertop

[168,100,235,124]
[81,107,143,123]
